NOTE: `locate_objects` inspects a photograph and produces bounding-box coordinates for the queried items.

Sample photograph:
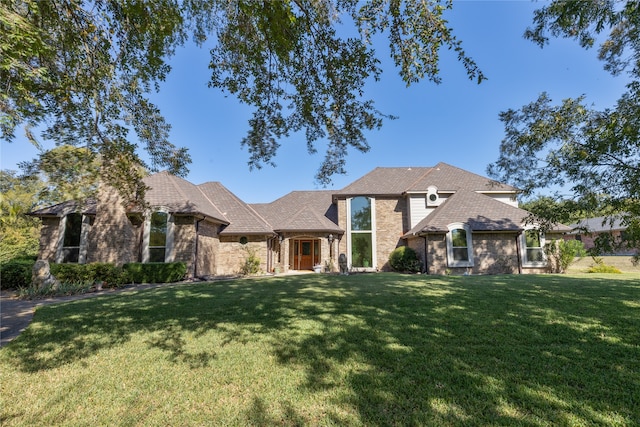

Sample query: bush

[388,246,421,273]
[123,262,187,284]
[546,239,587,273]
[587,257,623,274]
[50,263,128,287]
[0,258,35,289]
[239,246,261,276]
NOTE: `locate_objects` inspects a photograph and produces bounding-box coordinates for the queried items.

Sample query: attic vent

[426,186,439,206]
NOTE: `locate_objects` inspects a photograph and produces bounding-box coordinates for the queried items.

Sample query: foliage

[18,281,93,299]
[1,274,639,425]
[545,239,587,274]
[0,258,35,289]
[123,262,186,284]
[239,246,261,276]
[0,170,44,262]
[1,1,484,196]
[586,256,623,274]
[488,1,640,259]
[50,262,128,288]
[388,246,421,273]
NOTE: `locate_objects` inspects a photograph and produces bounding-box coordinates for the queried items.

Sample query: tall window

[61,213,83,263]
[350,197,373,268]
[446,224,473,267]
[524,230,545,264]
[149,211,168,262]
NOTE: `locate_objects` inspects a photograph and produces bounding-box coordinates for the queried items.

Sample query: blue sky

[0,1,628,203]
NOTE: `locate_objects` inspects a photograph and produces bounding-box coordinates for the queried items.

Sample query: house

[29,162,570,276]
[566,215,636,255]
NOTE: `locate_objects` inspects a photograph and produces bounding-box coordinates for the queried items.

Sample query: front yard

[1,273,639,426]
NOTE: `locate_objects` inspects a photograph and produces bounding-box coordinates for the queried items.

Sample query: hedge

[123,262,187,284]
[0,259,35,289]
[50,263,128,287]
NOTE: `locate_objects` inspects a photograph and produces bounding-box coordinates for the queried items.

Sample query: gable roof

[144,172,228,223]
[405,190,571,236]
[252,191,342,234]
[333,162,516,197]
[28,199,97,217]
[198,182,274,235]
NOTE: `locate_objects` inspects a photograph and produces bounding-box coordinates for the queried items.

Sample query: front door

[292,239,319,270]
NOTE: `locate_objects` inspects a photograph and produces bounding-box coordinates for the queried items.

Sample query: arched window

[446,223,473,268]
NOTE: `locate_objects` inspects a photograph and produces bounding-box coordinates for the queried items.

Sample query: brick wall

[374,197,407,271]
[38,217,61,262]
[217,235,269,276]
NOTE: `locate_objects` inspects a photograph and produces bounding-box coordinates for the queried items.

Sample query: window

[446,223,473,267]
[349,197,374,268]
[61,213,83,263]
[522,229,546,266]
[149,211,168,262]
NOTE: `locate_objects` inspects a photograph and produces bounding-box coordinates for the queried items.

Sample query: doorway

[291,239,320,270]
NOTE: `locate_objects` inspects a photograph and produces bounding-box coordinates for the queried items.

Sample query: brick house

[565,215,637,256]
[30,162,569,276]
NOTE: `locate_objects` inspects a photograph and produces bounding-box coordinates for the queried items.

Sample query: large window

[61,213,83,263]
[349,197,373,268]
[522,229,546,266]
[149,211,168,262]
[446,223,473,267]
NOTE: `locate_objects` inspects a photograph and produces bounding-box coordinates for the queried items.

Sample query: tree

[0,170,44,262]
[488,1,640,260]
[1,0,484,200]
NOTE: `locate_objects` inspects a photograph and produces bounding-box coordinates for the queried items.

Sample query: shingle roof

[198,181,274,235]
[333,162,516,196]
[407,162,516,193]
[568,215,628,233]
[405,191,571,236]
[28,199,97,217]
[144,171,228,223]
[251,191,343,234]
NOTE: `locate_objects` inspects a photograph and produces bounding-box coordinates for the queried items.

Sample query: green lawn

[2,273,639,426]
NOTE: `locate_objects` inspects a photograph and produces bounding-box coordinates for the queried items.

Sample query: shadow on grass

[2,273,639,425]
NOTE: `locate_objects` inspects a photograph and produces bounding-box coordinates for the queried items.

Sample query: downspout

[194,217,205,278]
[422,234,429,274]
[516,232,523,274]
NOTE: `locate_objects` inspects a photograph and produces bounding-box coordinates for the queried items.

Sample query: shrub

[50,263,128,287]
[239,246,261,276]
[545,239,587,273]
[587,257,623,274]
[123,262,187,284]
[388,246,421,273]
[0,258,35,289]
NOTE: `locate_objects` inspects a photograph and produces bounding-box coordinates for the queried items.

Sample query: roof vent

[426,186,439,206]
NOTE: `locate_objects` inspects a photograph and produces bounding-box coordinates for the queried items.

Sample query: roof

[28,199,97,217]
[251,191,343,234]
[568,215,628,233]
[198,182,274,235]
[143,171,228,223]
[405,191,571,236]
[333,162,516,197]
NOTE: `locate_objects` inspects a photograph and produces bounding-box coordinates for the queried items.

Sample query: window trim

[446,223,474,268]
[520,228,547,267]
[57,212,89,264]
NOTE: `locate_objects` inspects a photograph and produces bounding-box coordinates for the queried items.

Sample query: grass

[1,273,639,426]
[566,255,640,274]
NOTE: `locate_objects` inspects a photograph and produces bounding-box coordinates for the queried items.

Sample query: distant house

[566,215,636,255]
[30,162,570,276]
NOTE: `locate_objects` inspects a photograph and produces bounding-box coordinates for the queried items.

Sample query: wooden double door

[291,239,320,270]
